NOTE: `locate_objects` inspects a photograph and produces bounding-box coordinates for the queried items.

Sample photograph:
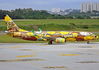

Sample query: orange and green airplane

[4,15,98,44]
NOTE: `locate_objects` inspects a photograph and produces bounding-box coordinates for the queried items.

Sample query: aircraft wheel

[48,41,52,45]
[87,41,89,44]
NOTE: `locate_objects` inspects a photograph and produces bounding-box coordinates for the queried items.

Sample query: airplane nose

[95,36,98,39]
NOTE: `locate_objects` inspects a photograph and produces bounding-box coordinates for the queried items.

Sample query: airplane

[3,14,98,44]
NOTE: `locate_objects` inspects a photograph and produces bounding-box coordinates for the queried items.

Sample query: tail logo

[7,22,13,30]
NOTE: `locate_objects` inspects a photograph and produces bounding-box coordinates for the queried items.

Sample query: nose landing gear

[48,41,52,45]
[87,41,89,44]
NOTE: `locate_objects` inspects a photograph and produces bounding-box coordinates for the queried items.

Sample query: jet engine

[55,38,65,43]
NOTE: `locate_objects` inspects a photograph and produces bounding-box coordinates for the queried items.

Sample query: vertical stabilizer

[4,15,20,32]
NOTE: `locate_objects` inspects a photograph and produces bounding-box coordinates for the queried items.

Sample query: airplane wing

[31,30,56,40]
[31,29,65,44]
[42,37,59,41]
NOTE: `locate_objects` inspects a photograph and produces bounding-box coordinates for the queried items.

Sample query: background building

[49,8,80,15]
[51,8,60,13]
[81,3,99,12]
[81,3,91,12]
[91,3,99,11]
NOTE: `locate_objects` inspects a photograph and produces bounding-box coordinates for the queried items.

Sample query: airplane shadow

[41,43,66,45]
[41,42,99,45]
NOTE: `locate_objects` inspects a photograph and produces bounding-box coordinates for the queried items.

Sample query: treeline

[0,8,99,19]
[68,10,99,19]
[0,8,67,19]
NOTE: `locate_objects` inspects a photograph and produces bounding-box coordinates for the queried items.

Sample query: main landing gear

[87,40,92,44]
[48,41,52,45]
[87,41,89,44]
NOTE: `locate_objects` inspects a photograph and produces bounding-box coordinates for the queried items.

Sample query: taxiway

[0,43,99,70]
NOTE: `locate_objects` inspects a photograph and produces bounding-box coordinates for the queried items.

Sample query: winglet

[31,30,37,36]
[39,28,42,33]
[39,28,42,31]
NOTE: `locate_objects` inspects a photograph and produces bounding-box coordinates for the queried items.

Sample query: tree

[92,10,98,14]
[0,8,70,19]
[86,16,91,19]
[76,15,84,19]
[67,16,74,19]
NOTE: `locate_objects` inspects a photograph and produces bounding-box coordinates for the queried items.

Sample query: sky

[0,0,99,11]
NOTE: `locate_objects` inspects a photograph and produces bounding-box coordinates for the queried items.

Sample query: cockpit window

[80,32,88,36]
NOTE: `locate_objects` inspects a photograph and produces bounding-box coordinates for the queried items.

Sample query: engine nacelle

[55,38,65,43]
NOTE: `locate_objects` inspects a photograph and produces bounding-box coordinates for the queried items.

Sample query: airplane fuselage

[7,31,98,42]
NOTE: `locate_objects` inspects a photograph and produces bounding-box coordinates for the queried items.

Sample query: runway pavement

[0,43,99,70]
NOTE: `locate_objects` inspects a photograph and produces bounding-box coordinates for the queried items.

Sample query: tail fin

[4,15,20,32]
[4,15,27,32]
